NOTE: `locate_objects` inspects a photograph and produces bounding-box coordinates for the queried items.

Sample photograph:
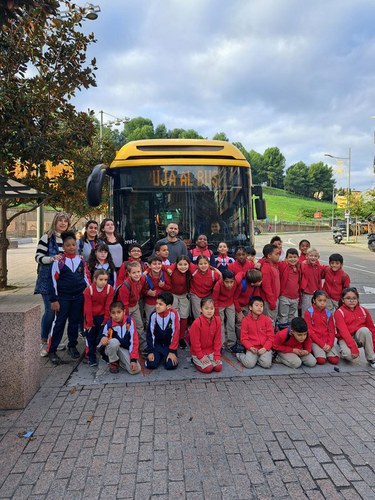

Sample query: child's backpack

[192,269,215,282]
[113,281,131,302]
[307,306,331,327]
[145,270,165,290]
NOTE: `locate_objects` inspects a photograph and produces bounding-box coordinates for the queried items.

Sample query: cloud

[75,0,375,189]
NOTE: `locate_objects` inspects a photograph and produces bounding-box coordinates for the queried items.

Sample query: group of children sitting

[46,231,375,375]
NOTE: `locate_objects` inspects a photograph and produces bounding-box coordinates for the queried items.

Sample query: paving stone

[357,465,375,486]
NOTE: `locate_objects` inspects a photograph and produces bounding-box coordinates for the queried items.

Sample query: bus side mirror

[255,198,267,220]
[86,164,107,207]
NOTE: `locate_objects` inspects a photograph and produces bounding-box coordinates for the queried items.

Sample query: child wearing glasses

[334,288,375,369]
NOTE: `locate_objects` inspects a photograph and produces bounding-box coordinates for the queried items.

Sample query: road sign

[345,209,350,219]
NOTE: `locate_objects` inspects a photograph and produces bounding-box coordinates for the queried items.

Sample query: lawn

[260,187,342,222]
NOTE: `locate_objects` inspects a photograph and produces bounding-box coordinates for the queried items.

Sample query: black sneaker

[229,343,245,354]
[68,346,80,359]
[89,359,98,367]
[48,352,62,365]
[179,339,188,350]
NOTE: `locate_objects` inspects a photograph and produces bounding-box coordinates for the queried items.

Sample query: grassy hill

[260,187,343,222]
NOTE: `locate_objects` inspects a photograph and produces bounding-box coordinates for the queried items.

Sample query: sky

[74,0,375,191]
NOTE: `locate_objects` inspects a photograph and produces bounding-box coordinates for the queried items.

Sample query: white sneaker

[40,343,48,357]
[369,360,375,369]
[56,342,66,351]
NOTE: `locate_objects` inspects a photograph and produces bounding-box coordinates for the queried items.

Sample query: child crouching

[274,317,317,369]
[189,297,222,373]
[98,301,141,374]
[236,296,274,369]
[145,292,179,370]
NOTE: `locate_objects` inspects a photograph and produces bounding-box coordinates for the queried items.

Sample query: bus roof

[109,139,249,168]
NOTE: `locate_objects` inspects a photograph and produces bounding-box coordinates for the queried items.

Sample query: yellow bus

[87,139,266,255]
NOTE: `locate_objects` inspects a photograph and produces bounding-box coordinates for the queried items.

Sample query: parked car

[336,222,353,237]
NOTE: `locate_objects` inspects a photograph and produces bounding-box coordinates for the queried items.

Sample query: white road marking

[361,304,375,309]
[353,264,367,268]
[363,287,375,294]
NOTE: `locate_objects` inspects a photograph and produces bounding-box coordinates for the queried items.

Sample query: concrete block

[0,303,41,409]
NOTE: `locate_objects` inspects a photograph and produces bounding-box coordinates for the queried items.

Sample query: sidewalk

[1,244,375,498]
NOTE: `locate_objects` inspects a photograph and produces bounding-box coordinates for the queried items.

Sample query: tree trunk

[0,201,9,289]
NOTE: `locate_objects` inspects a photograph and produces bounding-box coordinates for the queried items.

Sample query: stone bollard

[0,303,41,409]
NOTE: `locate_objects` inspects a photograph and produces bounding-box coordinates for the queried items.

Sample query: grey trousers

[236,350,272,369]
[219,305,236,347]
[338,327,375,361]
[105,339,141,374]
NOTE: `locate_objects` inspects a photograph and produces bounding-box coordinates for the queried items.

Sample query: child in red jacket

[304,290,339,365]
[189,297,222,374]
[334,288,375,368]
[116,243,147,287]
[228,246,254,277]
[189,255,220,319]
[83,269,114,366]
[259,244,280,325]
[300,247,323,316]
[298,239,311,263]
[236,296,274,369]
[116,261,147,355]
[322,254,350,313]
[142,256,171,321]
[274,317,317,369]
[277,248,301,326]
[168,255,191,349]
[234,269,262,352]
[212,270,237,351]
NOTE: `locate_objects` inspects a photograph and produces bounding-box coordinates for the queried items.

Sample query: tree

[123,117,154,142]
[154,124,168,139]
[284,161,310,197]
[248,150,267,185]
[263,147,285,188]
[212,132,229,141]
[308,162,334,201]
[0,1,97,288]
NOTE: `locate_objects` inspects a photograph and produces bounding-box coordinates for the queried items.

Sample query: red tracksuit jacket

[212,279,238,312]
[83,284,114,328]
[234,278,260,312]
[117,276,146,314]
[228,260,254,277]
[278,261,300,299]
[168,267,189,295]
[142,271,172,305]
[116,258,148,287]
[240,314,274,351]
[189,264,219,297]
[273,328,313,353]
[304,305,335,348]
[300,262,323,294]
[260,260,280,310]
[334,304,375,355]
[189,315,222,360]
[322,267,350,302]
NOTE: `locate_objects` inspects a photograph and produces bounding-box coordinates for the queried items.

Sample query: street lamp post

[324,147,351,242]
[98,111,130,154]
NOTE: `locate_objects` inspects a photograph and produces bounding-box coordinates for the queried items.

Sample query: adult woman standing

[34,212,70,356]
[79,220,101,261]
[99,218,126,271]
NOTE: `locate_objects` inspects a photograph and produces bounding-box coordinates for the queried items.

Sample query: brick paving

[0,372,375,499]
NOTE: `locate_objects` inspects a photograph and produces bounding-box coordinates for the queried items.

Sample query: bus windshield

[111,164,251,255]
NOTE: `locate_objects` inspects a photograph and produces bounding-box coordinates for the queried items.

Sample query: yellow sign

[336,195,347,209]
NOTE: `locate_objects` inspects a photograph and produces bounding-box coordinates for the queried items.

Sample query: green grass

[260,187,343,222]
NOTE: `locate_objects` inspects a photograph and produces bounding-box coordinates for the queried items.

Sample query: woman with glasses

[34,212,70,357]
[334,287,375,369]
